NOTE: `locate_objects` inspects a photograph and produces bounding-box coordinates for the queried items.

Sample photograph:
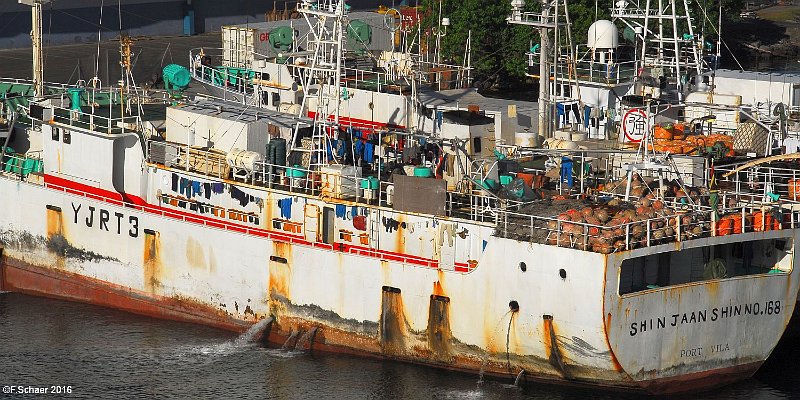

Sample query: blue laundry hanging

[584,106,591,128]
[354,140,364,159]
[364,143,374,163]
[560,157,574,187]
[179,177,190,196]
[335,204,346,219]
[278,198,292,219]
[212,182,225,194]
[191,181,202,197]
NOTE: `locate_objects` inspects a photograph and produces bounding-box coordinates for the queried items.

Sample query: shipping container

[221,11,396,68]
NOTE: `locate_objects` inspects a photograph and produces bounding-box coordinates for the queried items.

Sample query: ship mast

[611,0,703,102]
[20,0,51,98]
[508,0,564,145]
[291,0,348,168]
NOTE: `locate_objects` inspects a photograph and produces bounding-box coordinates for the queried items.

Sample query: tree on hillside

[418,0,612,83]
[415,0,743,84]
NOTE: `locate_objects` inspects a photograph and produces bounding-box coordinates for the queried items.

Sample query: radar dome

[587,20,619,50]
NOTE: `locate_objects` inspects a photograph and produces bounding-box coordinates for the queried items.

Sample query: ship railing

[0,78,76,93]
[189,48,261,106]
[549,47,638,85]
[715,162,800,203]
[341,66,390,93]
[46,103,142,135]
[496,200,800,253]
[147,140,516,224]
[0,150,44,181]
[410,59,472,90]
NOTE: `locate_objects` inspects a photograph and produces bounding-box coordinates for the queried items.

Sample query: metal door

[304,204,320,242]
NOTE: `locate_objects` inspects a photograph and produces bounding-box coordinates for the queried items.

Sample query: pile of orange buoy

[545,196,710,254]
[646,123,735,156]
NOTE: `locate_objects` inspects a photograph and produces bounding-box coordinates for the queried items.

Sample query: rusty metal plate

[392,175,446,216]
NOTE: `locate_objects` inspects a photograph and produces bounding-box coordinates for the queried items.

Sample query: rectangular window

[472,137,482,154]
[619,238,793,295]
[272,92,280,106]
[63,130,71,144]
[52,127,59,141]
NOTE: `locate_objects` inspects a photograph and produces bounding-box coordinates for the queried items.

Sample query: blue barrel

[413,167,433,177]
[286,165,306,178]
[360,176,379,189]
[163,64,191,90]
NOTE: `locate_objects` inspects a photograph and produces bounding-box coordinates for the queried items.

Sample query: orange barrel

[753,212,764,231]
[789,179,800,200]
[730,214,744,234]
[753,211,774,232]
[517,172,535,188]
[716,216,733,236]
[653,124,674,140]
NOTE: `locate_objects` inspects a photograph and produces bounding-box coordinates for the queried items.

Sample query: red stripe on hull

[44,174,147,206]
[43,174,456,271]
[1,257,250,333]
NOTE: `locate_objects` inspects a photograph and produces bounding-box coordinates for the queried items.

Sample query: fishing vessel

[1,0,799,394]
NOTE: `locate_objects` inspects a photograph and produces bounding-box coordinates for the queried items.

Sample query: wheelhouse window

[619,238,793,295]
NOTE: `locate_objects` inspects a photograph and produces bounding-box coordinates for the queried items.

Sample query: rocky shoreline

[725,5,800,71]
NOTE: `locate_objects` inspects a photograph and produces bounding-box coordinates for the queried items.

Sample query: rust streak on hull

[0,254,767,395]
[2,257,250,332]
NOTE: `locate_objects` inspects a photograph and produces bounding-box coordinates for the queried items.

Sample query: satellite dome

[587,20,619,50]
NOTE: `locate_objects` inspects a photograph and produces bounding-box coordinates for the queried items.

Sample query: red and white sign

[622,108,648,143]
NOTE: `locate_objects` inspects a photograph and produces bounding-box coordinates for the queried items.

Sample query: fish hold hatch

[427,294,453,362]
[380,286,408,355]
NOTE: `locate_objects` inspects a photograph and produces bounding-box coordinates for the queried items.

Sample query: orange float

[716,216,732,236]
[789,179,800,200]
[653,125,674,140]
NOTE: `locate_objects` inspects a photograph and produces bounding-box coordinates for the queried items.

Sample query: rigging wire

[693,0,744,71]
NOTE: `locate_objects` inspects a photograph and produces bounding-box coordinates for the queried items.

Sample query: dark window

[51,127,59,141]
[272,92,281,106]
[472,137,482,153]
[63,130,71,144]
[261,92,270,107]
[619,238,792,295]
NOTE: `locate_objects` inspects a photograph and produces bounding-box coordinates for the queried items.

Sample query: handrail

[145,140,800,255]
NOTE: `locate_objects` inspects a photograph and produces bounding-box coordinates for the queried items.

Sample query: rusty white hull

[1,168,798,394]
